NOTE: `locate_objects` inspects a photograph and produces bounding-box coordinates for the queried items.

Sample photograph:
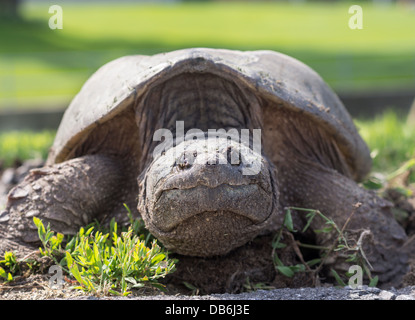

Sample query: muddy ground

[1,160,415,300]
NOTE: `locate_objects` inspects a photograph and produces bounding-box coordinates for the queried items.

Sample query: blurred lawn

[0,1,414,110]
[0,130,54,167]
[356,111,415,174]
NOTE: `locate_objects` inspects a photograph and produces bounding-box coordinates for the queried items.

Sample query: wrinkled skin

[0,71,412,289]
[138,137,279,256]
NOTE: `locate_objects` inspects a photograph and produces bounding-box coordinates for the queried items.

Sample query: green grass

[356,111,415,174]
[1,211,176,296]
[0,2,414,110]
[0,130,55,167]
[32,215,176,296]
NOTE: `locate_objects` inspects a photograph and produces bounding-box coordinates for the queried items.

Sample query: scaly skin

[0,155,128,251]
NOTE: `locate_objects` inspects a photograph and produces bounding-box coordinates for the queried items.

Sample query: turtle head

[138,135,278,256]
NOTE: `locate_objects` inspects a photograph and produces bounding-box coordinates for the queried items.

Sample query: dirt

[162,233,315,295]
[2,273,415,300]
[1,160,415,300]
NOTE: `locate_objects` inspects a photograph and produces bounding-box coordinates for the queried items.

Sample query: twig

[285,232,317,286]
[285,232,310,270]
[0,282,43,291]
[275,203,368,286]
[20,250,40,262]
[339,202,362,240]
[296,242,330,251]
[356,229,373,270]
[313,202,361,278]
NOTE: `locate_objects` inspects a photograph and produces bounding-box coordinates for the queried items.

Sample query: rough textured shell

[48,48,371,180]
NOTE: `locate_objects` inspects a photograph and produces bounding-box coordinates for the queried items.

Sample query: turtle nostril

[206,154,219,166]
[177,158,192,170]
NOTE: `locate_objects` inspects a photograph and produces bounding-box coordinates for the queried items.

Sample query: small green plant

[272,208,321,279]
[123,203,154,245]
[0,251,19,282]
[32,206,176,296]
[0,266,13,282]
[33,217,64,259]
[272,205,377,287]
[65,225,176,296]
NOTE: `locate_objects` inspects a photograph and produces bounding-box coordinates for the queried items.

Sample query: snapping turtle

[0,48,411,287]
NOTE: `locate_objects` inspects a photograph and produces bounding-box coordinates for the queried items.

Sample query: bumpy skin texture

[138,137,279,256]
[0,48,412,289]
[2,156,128,241]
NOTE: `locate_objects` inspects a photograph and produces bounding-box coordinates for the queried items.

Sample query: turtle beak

[138,137,279,257]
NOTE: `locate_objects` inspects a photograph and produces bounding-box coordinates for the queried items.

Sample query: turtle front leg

[1,155,126,246]
[279,159,409,287]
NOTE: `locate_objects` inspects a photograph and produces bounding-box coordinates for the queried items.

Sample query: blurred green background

[1,0,414,109]
[0,0,414,176]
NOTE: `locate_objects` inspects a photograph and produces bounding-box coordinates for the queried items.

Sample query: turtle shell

[47,48,371,181]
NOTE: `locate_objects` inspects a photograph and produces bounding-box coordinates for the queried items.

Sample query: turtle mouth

[151,183,274,232]
[154,209,265,256]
